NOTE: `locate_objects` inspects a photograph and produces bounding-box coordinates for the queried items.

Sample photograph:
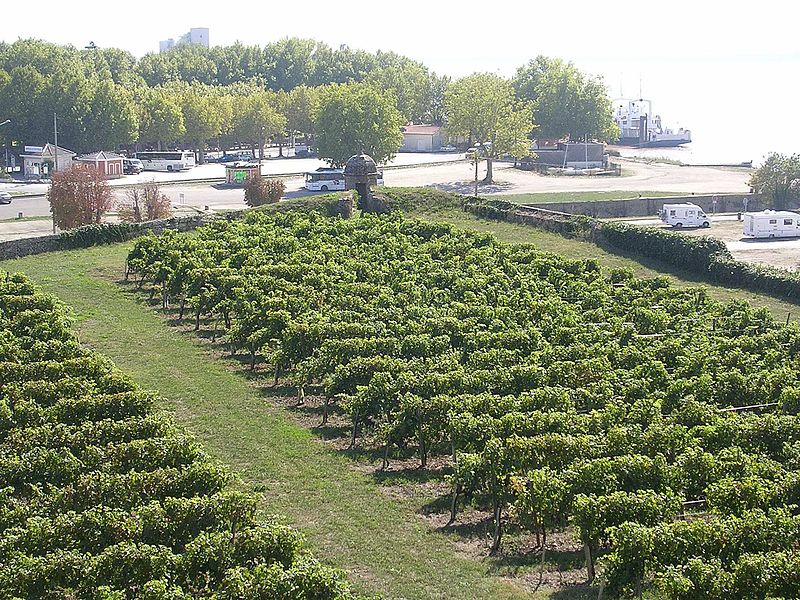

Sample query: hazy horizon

[2,0,797,163]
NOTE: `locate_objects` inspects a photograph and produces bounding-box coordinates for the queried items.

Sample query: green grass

[498,191,685,205]
[406,207,800,321]
[2,244,534,600]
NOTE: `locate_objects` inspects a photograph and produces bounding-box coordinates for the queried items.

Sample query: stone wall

[0,216,208,262]
[526,194,760,218]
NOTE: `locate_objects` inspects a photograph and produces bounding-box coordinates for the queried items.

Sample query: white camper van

[659,203,711,228]
[743,210,800,238]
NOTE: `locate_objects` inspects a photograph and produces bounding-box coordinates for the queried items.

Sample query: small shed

[400,124,442,152]
[20,143,76,179]
[225,162,260,186]
[74,151,125,179]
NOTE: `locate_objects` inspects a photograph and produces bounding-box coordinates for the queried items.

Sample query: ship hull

[617,137,692,148]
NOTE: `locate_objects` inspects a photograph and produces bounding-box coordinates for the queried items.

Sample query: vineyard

[124,210,800,599]
[0,272,363,599]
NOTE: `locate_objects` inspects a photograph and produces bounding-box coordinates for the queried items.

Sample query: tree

[172,83,226,164]
[513,56,617,142]
[118,181,173,222]
[366,53,434,123]
[48,166,113,229]
[231,91,286,160]
[136,87,185,150]
[314,82,404,167]
[749,152,800,210]
[445,73,534,183]
[80,80,139,150]
[283,85,318,147]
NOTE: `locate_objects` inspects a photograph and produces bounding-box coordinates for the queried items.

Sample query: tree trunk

[490,497,503,555]
[537,538,547,588]
[448,484,460,525]
[349,411,360,449]
[179,298,186,320]
[381,438,390,470]
[278,140,283,157]
[584,542,595,582]
[322,396,329,425]
[483,157,494,184]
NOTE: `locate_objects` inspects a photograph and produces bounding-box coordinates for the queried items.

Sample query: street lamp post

[0,119,10,173]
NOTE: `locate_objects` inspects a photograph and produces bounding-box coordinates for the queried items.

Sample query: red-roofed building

[400,124,442,152]
[74,151,125,179]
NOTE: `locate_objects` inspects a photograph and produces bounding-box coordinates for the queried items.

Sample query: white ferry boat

[612,98,691,147]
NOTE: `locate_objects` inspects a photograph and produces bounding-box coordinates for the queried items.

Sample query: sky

[2,0,798,162]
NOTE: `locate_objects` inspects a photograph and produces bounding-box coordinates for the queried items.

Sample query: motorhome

[659,203,710,228]
[743,210,800,238]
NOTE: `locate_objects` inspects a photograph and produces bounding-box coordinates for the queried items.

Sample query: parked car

[439,145,458,152]
[123,158,144,175]
[294,148,317,158]
[217,153,247,163]
[0,191,11,204]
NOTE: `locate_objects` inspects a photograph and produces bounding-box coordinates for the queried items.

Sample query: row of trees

[0,38,618,168]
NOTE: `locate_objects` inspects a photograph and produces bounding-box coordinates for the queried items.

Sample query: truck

[743,210,800,238]
[659,203,710,228]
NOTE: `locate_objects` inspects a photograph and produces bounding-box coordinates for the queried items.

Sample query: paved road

[0,151,465,198]
[0,158,753,240]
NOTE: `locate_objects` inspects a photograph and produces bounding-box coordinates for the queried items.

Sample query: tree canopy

[513,56,617,142]
[0,39,622,160]
[445,73,534,182]
[749,152,800,210]
[314,82,404,167]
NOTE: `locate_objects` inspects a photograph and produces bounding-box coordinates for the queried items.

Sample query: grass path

[3,245,529,600]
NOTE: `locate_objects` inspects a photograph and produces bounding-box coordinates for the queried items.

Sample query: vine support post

[416,406,427,468]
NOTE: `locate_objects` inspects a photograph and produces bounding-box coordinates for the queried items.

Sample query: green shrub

[244,177,285,207]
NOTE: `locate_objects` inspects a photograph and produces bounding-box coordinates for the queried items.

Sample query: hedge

[598,221,732,272]
[461,196,800,303]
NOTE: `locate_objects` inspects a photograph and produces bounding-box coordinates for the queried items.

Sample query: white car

[0,191,12,205]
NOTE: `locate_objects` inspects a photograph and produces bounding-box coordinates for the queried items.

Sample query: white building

[400,125,442,153]
[159,28,210,53]
[20,144,76,179]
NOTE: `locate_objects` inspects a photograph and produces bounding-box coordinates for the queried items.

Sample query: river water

[579,57,800,166]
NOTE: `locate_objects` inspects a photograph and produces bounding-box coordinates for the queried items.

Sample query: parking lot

[622,213,800,271]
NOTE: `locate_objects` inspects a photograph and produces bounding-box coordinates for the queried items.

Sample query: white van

[743,210,800,238]
[659,203,710,228]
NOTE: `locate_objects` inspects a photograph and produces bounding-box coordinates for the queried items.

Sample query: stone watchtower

[343,154,379,212]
